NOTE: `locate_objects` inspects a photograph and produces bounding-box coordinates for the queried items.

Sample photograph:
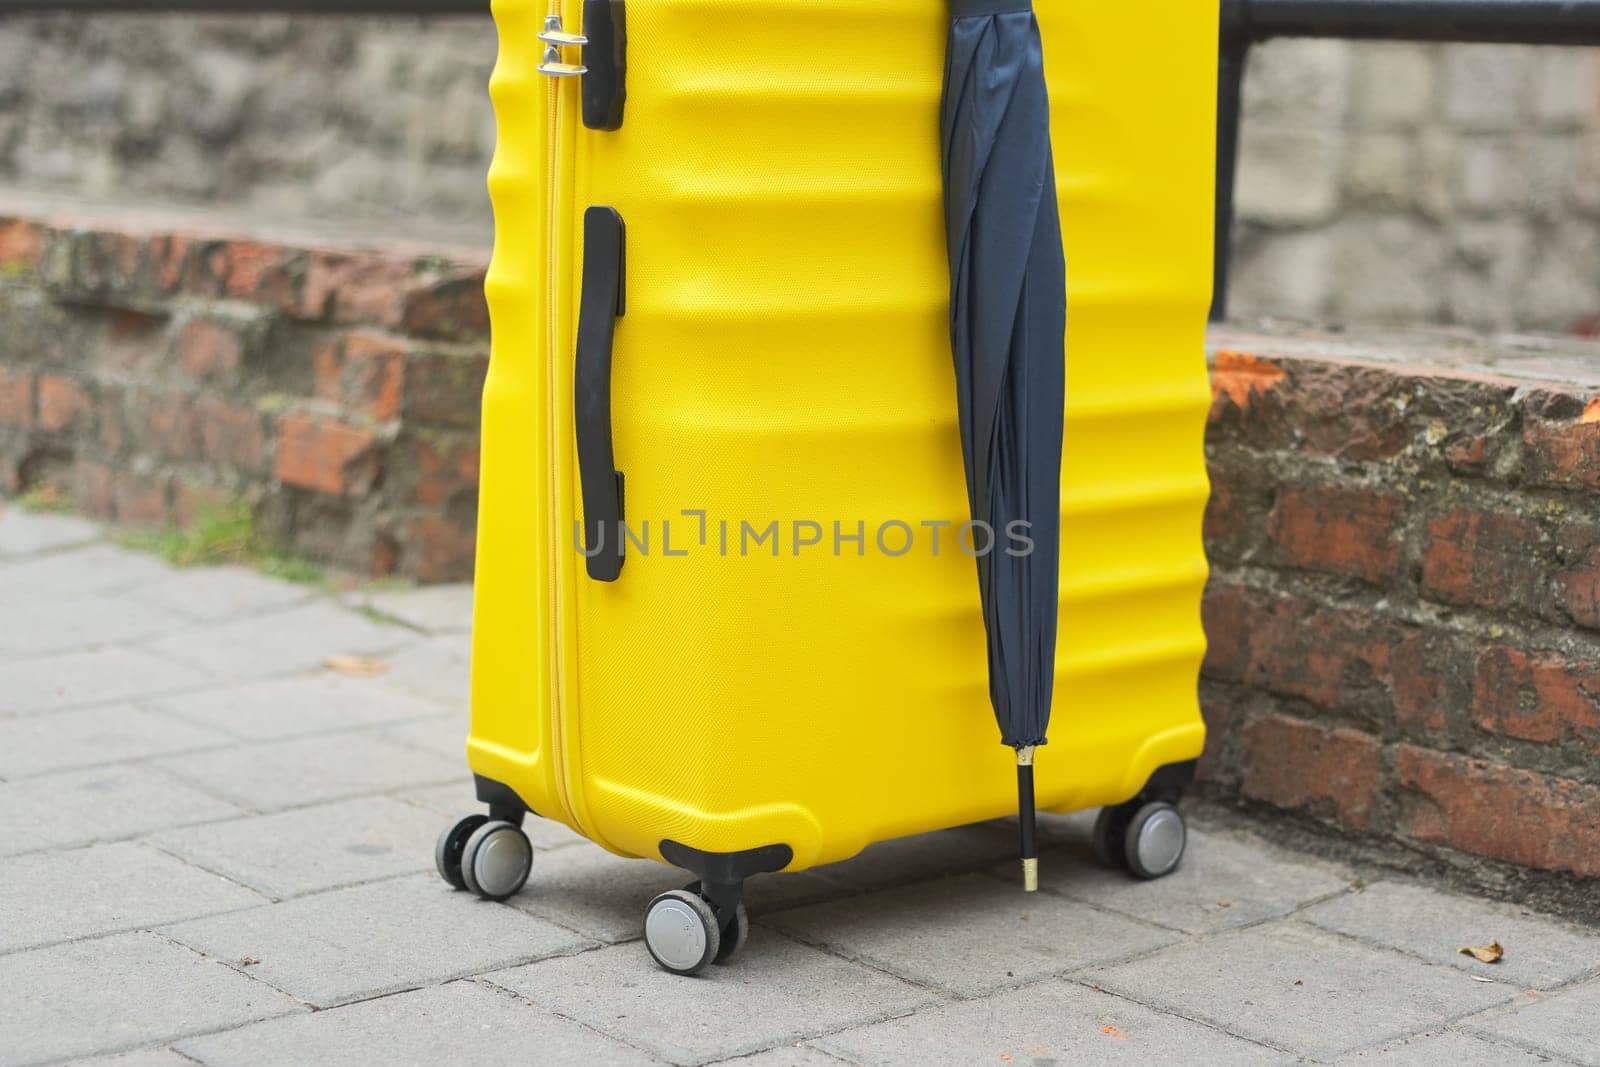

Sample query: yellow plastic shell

[470,0,1217,871]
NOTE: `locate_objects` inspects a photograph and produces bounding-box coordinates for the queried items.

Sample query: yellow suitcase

[437,0,1216,973]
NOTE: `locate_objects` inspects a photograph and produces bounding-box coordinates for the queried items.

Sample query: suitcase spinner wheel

[435,814,533,901]
[1093,800,1187,880]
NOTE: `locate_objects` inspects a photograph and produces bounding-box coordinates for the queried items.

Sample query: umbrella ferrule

[1016,745,1035,767]
[1021,856,1038,892]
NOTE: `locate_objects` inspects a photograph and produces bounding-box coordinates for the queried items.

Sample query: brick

[0,932,301,1064]
[37,373,90,432]
[821,980,1281,1067]
[1242,593,1396,714]
[1420,505,1547,613]
[409,432,479,508]
[1208,349,1285,421]
[275,412,378,496]
[1523,406,1600,492]
[195,396,266,473]
[1200,580,1256,682]
[178,981,656,1067]
[403,514,477,582]
[1395,744,1600,876]
[1472,645,1600,751]
[130,398,200,461]
[0,842,265,954]
[220,239,303,307]
[0,364,32,428]
[1201,464,1269,565]
[178,317,244,382]
[1241,714,1380,829]
[1087,922,1511,1062]
[163,875,591,1008]
[299,250,414,328]
[404,349,488,428]
[172,480,233,528]
[1268,483,1404,585]
[1392,629,1452,733]
[402,268,490,341]
[1559,540,1600,630]
[315,332,407,420]
[73,457,116,519]
[115,470,171,527]
[0,217,45,270]
[1306,880,1600,991]
[489,932,933,1066]
[95,382,127,455]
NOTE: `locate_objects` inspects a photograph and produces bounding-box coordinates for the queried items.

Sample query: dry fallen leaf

[324,655,389,677]
[1293,979,1304,986]
[240,956,260,966]
[1216,899,1233,908]
[1458,941,1504,964]
[1000,1055,1013,1063]
[1099,1026,1126,1041]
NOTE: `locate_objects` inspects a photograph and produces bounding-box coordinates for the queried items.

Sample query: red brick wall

[0,212,487,581]
[1203,329,1600,889]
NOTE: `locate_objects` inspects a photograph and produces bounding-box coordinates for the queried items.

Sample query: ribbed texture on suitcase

[470,0,1217,869]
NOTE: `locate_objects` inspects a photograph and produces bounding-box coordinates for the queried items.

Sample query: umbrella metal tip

[1022,856,1038,892]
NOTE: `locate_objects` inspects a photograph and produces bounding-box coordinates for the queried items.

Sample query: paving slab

[0,542,172,600]
[816,978,1283,1065]
[380,707,469,761]
[161,874,594,1008]
[0,592,189,657]
[1030,826,1356,934]
[708,1046,851,1066]
[376,633,472,709]
[0,508,100,557]
[1334,1028,1573,1064]
[0,930,302,1066]
[0,841,266,953]
[1305,879,1600,992]
[139,601,414,681]
[137,565,316,623]
[0,763,243,857]
[77,1049,199,1067]
[764,872,1178,996]
[0,702,228,778]
[176,978,662,1066]
[399,782,591,851]
[0,644,210,715]
[152,730,460,812]
[809,822,1027,892]
[146,795,445,899]
[1088,920,1516,1060]
[358,582,475,634]
[487,928,936,1066]
[1464,978,1600,1064]
[507,842,843,944]
[151,671,446,742]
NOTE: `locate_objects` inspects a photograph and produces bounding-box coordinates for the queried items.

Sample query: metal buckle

[538,15,588,76]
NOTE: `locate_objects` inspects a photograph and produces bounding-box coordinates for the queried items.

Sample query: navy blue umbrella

[940,0,1066,891]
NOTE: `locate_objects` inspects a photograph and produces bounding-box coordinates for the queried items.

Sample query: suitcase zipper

[544,5,574,823]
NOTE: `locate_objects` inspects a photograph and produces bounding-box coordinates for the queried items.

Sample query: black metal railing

[1215,0,1600,321]
[5,0,1600,323]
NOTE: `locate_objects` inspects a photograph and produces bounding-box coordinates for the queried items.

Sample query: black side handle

[575,206,626,581]
[582,0,626,131]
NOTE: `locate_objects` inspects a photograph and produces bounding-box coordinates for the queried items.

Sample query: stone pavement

[3,507,1599,1067]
